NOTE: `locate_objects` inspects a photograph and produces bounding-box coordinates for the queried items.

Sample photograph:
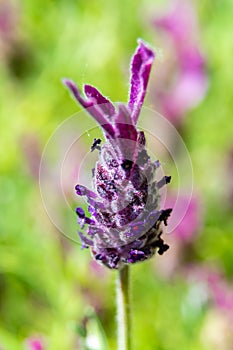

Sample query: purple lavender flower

[186,266,233,324]
[0,0,17,38]
[26,337,44,350]
[227,148,233,208]
[153,1,208,125]
[166,193,202,242]
[63,40,172,269]
[208,272,233,318]
[153,0,197,44]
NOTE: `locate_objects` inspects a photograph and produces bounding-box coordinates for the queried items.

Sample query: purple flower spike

[63,40,172,269]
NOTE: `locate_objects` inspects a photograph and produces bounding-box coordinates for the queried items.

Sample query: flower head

[63,40,172,269]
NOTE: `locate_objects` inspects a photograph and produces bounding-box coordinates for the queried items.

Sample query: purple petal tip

[128,39,155,123]
[62,78,78,93]
[137,39,155,60]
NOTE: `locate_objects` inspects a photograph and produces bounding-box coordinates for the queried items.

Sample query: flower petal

[115,104,137,140]
[157,175,171,189]
[84,84,116,118]
[128,39,155,124]
[78,231,94,248]
[114,104,138,160]
[62,78,92,108]
[62,79,115,137]
[75,184,96,198]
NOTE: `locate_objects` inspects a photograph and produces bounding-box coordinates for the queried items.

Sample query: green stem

[116,265,131,350]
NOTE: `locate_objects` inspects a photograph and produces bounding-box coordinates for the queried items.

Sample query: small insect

[91,138,101,152]
[121,159,133,171]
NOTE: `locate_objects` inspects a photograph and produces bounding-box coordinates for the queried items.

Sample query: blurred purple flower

[208,273,233,319]
[0,0,18,59]
[153,0,208,125]
[0,0,17,37]
[20,133,42,180]
[186,265,233,322]
[166,193,202,242]
[153,1,197,45]
[182,265,233,348]
[63,40,172,269]
[227,148,233,208]
[155,193,202,278]
[26,338,44,350]
[0,0,33,79]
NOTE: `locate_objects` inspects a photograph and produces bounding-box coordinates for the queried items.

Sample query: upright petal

[128,39,155,124]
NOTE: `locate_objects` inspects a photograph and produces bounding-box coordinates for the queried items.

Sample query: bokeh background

[1,0,233,349]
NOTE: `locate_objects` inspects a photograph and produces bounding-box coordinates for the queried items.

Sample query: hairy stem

[116,265,131,350]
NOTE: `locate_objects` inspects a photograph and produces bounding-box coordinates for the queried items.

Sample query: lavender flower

[26,337,44,350]
[186,266,233,323]
[227,148,233,208]
[166,193,202,243]
[208,271,233,319]
[63,40,172,269]
[153,1,208,125]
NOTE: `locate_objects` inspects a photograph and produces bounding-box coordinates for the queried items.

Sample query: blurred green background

[1,0,233,349]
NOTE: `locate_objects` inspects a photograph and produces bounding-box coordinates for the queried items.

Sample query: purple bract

[63,39,172,269]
